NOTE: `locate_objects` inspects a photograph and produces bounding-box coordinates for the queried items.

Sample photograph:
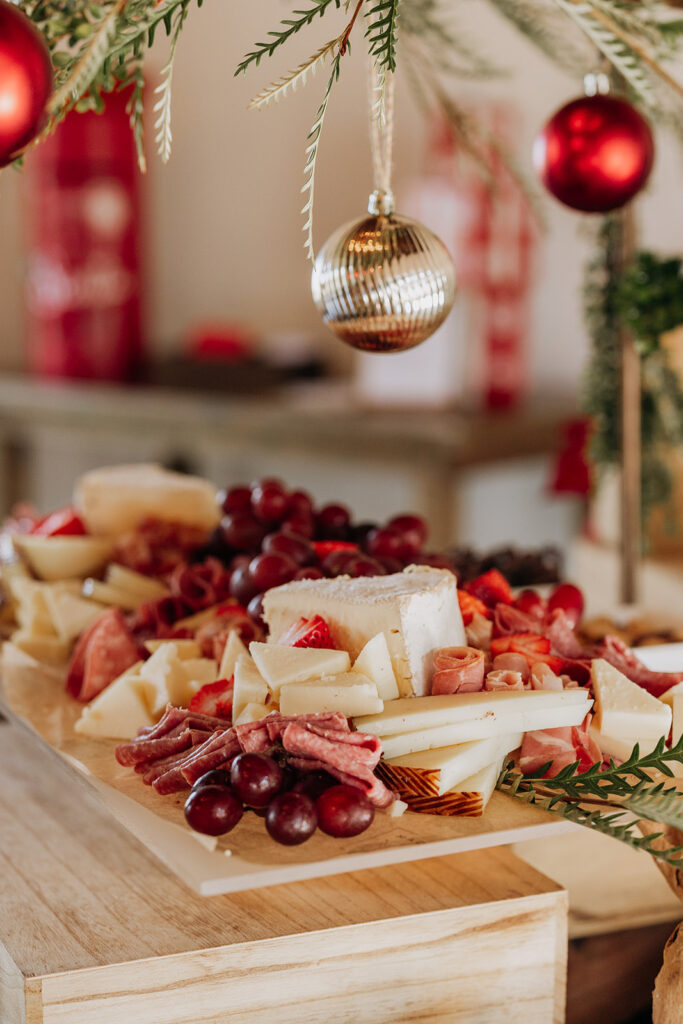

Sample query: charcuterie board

[0,644,574,895]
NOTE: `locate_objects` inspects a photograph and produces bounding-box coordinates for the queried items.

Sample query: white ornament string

[368,60,395,211]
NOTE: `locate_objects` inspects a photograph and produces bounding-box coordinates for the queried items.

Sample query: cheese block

[355,688,591,736]
[144,639,202,659]
[263,566,465,697]
[353,632,400,701]
[219,630,249,680]
[11,631,71,665]
[43,586,104,643]
[105,564,169,601]
[279,672,383,717]
[591,658,671,741]
[659,681,683,709]
[11,533,113,581]
[9,578,60,636]
[249,642,350,692]
[233,655,269,722]
[378,699,591,759]
[379,757,505,818]
[75,674,154,739]
[588,725,658,763]
[82,578,149,611]
[380,732,522,797]
[233,701,271,726]
[139,645,217,714]
[74,464,221,536]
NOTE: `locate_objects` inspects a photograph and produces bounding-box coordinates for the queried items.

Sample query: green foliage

[235,0,342,76]
[365,0,400,73]
[497,733,683,867]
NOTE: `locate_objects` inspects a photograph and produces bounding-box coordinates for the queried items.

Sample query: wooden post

[618,204,640,605]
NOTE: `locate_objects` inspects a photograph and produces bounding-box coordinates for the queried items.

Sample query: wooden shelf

[0,724,568,1024]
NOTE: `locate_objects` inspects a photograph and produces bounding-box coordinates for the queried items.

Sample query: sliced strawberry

[32,505,87,537]
[491,633,562,673]
[277,614,335,649]
[457,589,491,626]
[465,569,513,608]
[188,677,234,717]
[312,541,358,561]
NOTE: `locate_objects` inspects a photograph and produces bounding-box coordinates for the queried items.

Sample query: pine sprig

[301,51,343,260]
[365,0,401,73]
[236,0,342,77]
[248,36,342,111]
[49,0,130,114]
[153,0,190,163]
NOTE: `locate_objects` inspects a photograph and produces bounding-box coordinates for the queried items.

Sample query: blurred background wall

[0,0,680,386]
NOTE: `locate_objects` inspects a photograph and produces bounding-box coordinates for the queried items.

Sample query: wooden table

[0,723,568,1024]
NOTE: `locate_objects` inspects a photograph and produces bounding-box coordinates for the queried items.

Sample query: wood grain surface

[0,648,573,894]
[0,723,568,1024]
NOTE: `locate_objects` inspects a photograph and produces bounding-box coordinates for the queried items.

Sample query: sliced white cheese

[659,680,683,709]
[138,645,216,714]
[11,533,113,582]
[279,672,383,718]
[384,732,522,796]
[11,630,70,665]
[587,724,658,764]
[591,658,671,741]
[233,701,271,726]
[9,578,59,636]
[449,757,503,813]
[219,630,249,680]
[249,641,350,692]
[181,658,218,687]
[379,700,591,759]
[105,563,169,601]
[353,632,400,701]
[233,655,269,722]
[385,799,408,818]
[43,587,104,642]
[82,578,146,611]
[355,688,591,736]
[144,638,202,659]
[74,675,154,739]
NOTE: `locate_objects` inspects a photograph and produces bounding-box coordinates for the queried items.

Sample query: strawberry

[188,678,233,717]
[277,614,335,649]
[491,633,563,674]
[465,569,513,608]
[457,589,491,626]
[32,505,87,537]
[312,541,358,560]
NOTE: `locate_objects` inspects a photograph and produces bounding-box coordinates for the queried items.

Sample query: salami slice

[432,646,485,695]
[74,608,142,703]
[484,669,524,692]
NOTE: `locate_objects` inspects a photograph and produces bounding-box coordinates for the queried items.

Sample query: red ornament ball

[533,94,654,213]
[0,0,53,167]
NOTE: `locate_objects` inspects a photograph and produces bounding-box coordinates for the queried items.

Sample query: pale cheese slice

[144,639,202,659]
[9,578,59,636]
[233,655,269,722]
[75,675,154,739]
[382,755,507,817]
[354,688,591,736]
[181,658,218,687]
[353,633,399,701]
[138,645,217,714]
[44,587,104,642]
[219,630,249,680]
[450,757,504,811]
[279,672,383,718]
[249,642,350,693]
[383,732,522,797]
[591,658,671,741]
[233,701,271,726]
[659,680,683,709]
[82,578,147,611]
[12,631,70,665]
[588,725,658,763]
[105,563,169,601]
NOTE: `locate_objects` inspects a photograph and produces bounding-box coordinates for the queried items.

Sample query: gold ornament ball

[311,190,456,354]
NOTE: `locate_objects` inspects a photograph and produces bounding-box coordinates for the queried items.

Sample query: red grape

[288,489,314,518]
[292,770,337,801]
[547,583,584,627]
[192,769,233,790]
[229,564,258,606]
[344,555,385,578]
[184,785,243,836]
[321,549,357,577]
[230,753,284,808]
[366,526,413,561]
[249,552,297,591]
[221,512,266,552]
[282,515,315,539]
[247,592,266,628]
[294,566,324,580]
[413,552,454,570]
[387,513,428,549]
[316,784,375,838]
[252,480,289,524]
[316,503,351,540]
[350,521,378,549]
[515,588,545,617]
[377,555,403,575]
[230,553,252,572]
[262,530,313,566]
[220,486,252,515]
[265,792,318,845]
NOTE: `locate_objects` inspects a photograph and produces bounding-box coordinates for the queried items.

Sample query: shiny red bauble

[0,0,53,167]
[533,94,654,213]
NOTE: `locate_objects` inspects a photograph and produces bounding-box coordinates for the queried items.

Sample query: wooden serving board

[0,644,573,896]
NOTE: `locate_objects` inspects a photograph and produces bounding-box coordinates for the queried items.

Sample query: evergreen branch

[301,51,343,261]
[153,0,189,162]
[236,0,341,77]
[48,0,130,113]
[248,35,341,110]
[125,61,146,172]
[625,778,683,829]
[485,0,590,73]
[365,0,400,74]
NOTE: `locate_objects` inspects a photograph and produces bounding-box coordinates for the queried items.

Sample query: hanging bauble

[0,0,53,168]
[312,189,456,353]
[533,87,654,213]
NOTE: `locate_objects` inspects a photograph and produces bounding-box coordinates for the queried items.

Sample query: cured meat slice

[484,669,524,691]
[492,652,530,682]
[263,711,350,743]
[598,635,683,697]
[281,722,391,805]
[153,728,237,793]
[530,663,564,692]
[493,604,541,638]
[286,755,394,808]
[135,704,189,740]
[115,724,194,766]
[432,646,485,695]
[66,615,106,699]
[544,609,593,660]
[519,715,600,778]
[181,734,241,786]
[72,608,142,703]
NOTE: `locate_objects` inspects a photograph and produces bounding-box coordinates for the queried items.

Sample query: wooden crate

[0,724,568,1024]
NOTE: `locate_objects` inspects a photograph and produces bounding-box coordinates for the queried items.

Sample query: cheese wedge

[12,631,70,665]
[659,680,683,709]
[75,674,154,739]
[233,701,271,726]
[9,578,59,636]
[249,642,350,692]
[233,655,269,722]
[82,578,148,611]
[181,658,218,686]
[144,639,202,659]
[105,564,170,602]
[11,533,113,581]
[263,566,465,698]
[219,630,249,680]
[380,757,505,818]
[139,645,217,714]
[381,732,522,797]
[587,725,658,764]
[279,672,383,717]
[591,658,671,741]
[353,632,400,701]
[355,688,591,736]
[379,700,591,759]
[44,587,104,642]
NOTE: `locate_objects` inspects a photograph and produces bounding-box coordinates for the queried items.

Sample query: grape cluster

[184,753,375,845]
[202,478,440,628]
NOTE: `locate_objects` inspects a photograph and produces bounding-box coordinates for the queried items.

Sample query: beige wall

[0,1,680,387]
